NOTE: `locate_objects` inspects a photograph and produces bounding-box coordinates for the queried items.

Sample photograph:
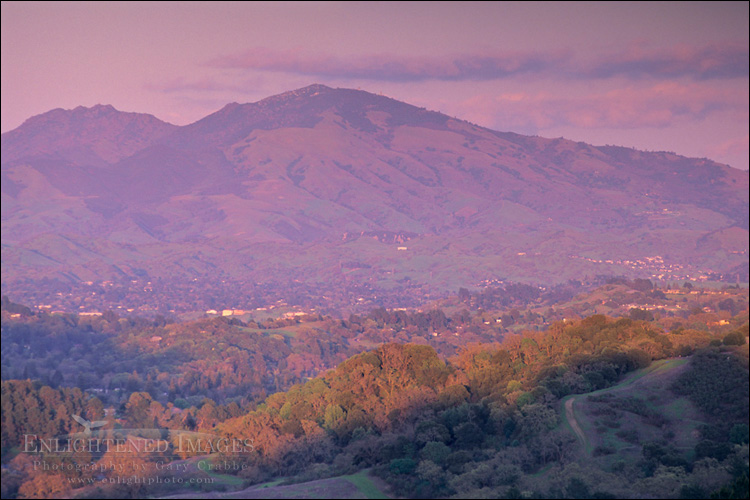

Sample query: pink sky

[2,1,748,169]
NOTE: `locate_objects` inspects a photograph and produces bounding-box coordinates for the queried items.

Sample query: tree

[631,278,654,292]
[17,473,69,499]
[124,392,153,428]
[421,441,451,465]
[566,476,592,499]
[323,404,346,431]
[390,458,417,475]
[680,484,708,499]
[630,308,654,321]
[723,331,746,346]
[453,422,483,449]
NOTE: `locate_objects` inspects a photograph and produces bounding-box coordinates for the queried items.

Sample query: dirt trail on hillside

[562,358,689,455]
[565,397,587,448]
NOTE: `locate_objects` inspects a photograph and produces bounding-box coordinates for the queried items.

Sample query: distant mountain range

[2,84,748,309]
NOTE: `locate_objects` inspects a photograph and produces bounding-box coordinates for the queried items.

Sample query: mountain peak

[71,103,118,116]
[10,103,170,131]
[274,83,333,96]
[255,83,335,107]
[2,104,176,165]
[2,85,747,297]
[294,83,333,94]
[73,103,115,111]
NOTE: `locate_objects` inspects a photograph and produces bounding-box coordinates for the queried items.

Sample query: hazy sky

[2,1,748,169]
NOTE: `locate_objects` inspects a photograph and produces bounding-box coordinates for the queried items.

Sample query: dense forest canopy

[1,288,748,499]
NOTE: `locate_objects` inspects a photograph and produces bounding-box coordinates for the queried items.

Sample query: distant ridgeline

[2,84,748,310]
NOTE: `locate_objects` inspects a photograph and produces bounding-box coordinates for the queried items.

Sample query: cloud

[206,47,569,82]
[583,42,749,80]
[206,43,748,82]
[457,82,748,132]
[711,134,750,160]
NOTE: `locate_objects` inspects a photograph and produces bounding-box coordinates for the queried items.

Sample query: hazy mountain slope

[1,104,177,165]
[2,84,748,302]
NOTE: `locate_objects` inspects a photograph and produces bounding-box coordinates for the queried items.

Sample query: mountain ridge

[2,84,748,311]
[1,103,178,166]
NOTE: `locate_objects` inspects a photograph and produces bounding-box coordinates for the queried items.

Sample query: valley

[1,282,748,499]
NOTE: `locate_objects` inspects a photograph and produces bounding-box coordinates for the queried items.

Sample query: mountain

[1,104,177,166]
[1,84,748,311]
